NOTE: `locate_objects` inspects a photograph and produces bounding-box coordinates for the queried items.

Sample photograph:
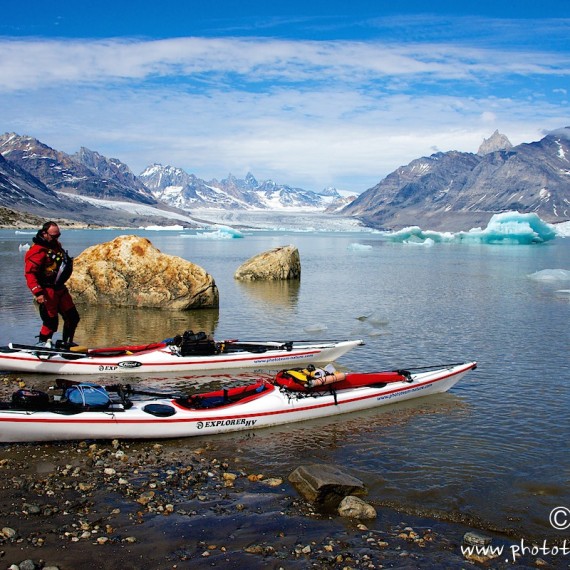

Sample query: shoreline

[0,437,493,570]
[0,376,565,569]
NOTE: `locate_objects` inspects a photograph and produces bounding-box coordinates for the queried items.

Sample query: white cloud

[1,35,568,190]
[1,37,569,91]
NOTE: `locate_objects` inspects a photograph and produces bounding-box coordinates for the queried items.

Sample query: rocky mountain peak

[477,130,513,155]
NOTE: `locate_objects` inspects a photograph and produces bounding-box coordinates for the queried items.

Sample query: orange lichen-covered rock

[234,245,301,281]
[67,235,219,310]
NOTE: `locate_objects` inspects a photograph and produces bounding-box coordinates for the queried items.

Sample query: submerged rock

[234,245,301,281]
[338,495,377,520]
[67,235,219,309]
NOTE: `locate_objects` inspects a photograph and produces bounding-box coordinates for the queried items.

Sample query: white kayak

[0,361,477,443]
[0,337,364,375]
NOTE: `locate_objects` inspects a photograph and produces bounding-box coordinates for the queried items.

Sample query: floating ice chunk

[183,225,244,239]
[211,225,244,238]
[303,323,328,333]
[385,212,557,245]
[554,221,570,237]
[527,269,570,282]
[386,226,455,244]
[458,212,557,244]
[18,243,30,252]
[348,243,373,251]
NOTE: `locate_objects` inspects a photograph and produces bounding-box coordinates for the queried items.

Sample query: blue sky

[1,1,568,192]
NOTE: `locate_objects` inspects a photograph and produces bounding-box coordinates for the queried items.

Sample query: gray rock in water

[288,464,366,509]
[338,495,377,519]
[234,245,301,281]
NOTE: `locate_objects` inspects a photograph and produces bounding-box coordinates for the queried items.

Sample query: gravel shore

[0,437,470,570]
[0,376,562,569]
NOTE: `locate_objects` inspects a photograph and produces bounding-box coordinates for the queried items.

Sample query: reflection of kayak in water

[0,361,477,443]
[0,334,364,375]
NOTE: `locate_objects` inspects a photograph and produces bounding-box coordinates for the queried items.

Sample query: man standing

[24,221,80,347]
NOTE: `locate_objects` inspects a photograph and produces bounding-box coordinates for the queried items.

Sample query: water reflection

[235,279,300,308]
[74,304,220,346]
[1,228,570,543]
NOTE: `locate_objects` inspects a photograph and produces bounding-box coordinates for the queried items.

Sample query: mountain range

[343,128,570,230]
[0,133,352,228]
[1,128,569,230]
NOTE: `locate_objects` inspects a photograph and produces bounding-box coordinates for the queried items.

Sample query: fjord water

[1,224,569,541]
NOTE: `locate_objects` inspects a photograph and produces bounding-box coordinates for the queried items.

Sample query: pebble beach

[1,375,566,570]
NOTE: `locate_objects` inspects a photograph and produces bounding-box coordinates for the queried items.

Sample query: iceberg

[458,212,557,244]
[182,225,245,240]
[554,220,570,237]
[348,243,373,251]
[385,212,558,245]
[385,226,455,244]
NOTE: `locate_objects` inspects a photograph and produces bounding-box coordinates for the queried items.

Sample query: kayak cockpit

[173,379,274,410]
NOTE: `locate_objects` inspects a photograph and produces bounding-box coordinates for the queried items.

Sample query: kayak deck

[0,361,477,442]
[0,338,365,375]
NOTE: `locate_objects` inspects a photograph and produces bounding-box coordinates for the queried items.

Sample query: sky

[1,1,569,193]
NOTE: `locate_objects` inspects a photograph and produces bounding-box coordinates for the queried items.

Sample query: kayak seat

[186,389,230,409]
[193,396,227,408]
[60,353,89,360]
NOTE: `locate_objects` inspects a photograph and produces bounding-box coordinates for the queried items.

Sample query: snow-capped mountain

[0,133,156,205]
[342,127,570,230]
[0,133,200,227]
[139,165,346,211]
[2,128,569,231]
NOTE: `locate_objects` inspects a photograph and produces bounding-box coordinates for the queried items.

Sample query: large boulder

[67,235,219,310]
[234,245,301,281]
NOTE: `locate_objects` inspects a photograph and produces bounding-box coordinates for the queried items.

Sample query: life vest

[43,248,73,287]
[25,235,73,293]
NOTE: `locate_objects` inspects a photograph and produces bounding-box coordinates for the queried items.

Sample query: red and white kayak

[0,361,476,442]
[0,338,364,375]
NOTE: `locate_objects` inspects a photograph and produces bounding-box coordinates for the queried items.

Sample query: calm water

[1,224,569,542]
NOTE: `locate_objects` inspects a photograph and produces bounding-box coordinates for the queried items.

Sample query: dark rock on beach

[289,464,366,507]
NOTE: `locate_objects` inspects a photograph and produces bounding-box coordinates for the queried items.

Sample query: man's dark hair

[41,221,57,232]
